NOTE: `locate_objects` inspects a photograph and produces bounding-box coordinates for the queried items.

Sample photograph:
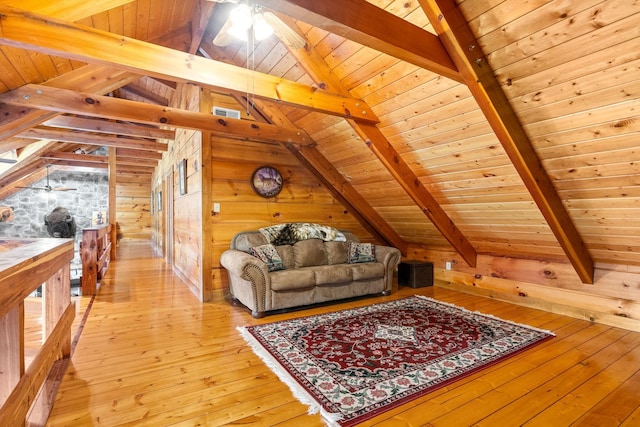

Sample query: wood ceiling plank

[0,5,378,123]
[420,0,594,283]
[256,0,462,83]
[1,85,312,146]
[43,116,175,140]
[1,0,136,22]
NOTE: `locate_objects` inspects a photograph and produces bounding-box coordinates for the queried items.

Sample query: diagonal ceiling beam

[188,0,217,54]
[419,0,594,283]
[256,0,462,83]
[272,17,477,267]
[287,142,408,255]
[0,85,312,146]
[352,121,477,267]
[0,5,378,124]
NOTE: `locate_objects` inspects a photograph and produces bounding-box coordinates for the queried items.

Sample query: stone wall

[0,169,109,267]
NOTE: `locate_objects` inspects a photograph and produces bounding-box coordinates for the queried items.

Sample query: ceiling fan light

[253,14,273,41]
[229,4,252,29]
[228,22,250,41]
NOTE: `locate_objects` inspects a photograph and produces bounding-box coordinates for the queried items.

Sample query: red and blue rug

[238,296,554,426]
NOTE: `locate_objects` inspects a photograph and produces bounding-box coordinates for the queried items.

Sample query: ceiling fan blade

[53,187,77,191]
[0,158,17,164]
[206,0,238,2]
[212,16,236,47]
[262,12,306,49]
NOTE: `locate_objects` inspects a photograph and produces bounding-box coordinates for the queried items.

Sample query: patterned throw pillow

[249,244,286,272]
[347,241,376,264]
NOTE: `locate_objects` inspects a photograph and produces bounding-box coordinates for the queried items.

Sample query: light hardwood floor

[44,242,640,426]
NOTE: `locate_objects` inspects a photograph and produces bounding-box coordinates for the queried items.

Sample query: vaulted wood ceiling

[1,0,638,283]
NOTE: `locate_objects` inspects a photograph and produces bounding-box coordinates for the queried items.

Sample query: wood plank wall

[115,171,152,241]
[205,92,375,296]
[411,246,640,332]
[152,83,203,299]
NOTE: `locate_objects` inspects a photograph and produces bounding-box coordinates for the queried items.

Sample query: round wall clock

[251,166,283,198]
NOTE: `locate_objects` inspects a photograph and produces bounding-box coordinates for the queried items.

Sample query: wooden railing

[0,238,75,426]
[80,224,112,295]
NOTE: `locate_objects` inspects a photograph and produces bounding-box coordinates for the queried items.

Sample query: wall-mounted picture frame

[178,159,187,195]
[251,166,283,198]
[157,190,162,211]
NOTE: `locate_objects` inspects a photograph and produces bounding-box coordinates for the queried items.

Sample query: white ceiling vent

[212,106,241,120]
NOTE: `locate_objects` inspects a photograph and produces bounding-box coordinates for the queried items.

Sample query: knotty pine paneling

[152,83,203,299]
[115,170,152,242]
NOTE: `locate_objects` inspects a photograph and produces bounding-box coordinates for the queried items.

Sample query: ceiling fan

[18,165,77,192]
[209,0,306,49]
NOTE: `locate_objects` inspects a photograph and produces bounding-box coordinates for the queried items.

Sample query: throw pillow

[347,241,376,264]
[249,244,286,272]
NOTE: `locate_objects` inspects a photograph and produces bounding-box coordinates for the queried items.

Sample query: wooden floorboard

[45,242,640,426]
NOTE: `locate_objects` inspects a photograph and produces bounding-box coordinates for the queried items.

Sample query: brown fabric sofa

[220,226,401,318]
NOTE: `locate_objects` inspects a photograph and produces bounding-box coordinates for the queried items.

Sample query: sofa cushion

[276,245,295,269]
[293,239,328,268]
[347,241,376,263]
[313,264,353,285]
[249,244,285,272]
[324,241,348,265]
[350,262,385,280]
[270,268,316,291]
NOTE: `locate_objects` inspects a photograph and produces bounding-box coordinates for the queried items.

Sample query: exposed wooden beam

[256,0,462,83]
[19,127,169,152]
[0,64,138,142]
[120,84,169,106]
[115,148,163,160]
[49,159,107,169]
[2,85,312,146]
[188,0,217,54]
[271,21,476,266]
[115,156,157,167]
[287,142,408,254]
[0,5,378,124]
[43,116,175,140]
[420,0,594,283]
[39,152,108,164]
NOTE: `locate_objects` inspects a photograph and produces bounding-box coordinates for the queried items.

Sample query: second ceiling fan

[19,165,77,192]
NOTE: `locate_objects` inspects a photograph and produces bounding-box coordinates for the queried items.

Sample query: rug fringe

[237,326,343,426]
[414,295,556,336]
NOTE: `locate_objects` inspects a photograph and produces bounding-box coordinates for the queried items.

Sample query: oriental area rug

[238,296,554,426]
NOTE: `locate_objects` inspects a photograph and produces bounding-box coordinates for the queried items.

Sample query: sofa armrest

[375,245,402,292]
[220,249,271,317]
